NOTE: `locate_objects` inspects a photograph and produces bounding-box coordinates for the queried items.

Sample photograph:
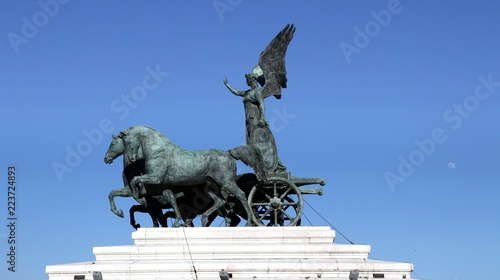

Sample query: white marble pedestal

[46,226,414,279]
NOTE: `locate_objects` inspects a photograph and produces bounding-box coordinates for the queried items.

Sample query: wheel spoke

[261,207,272,220]
[257,187,273,200]
[279,208,294,221]
[273,180,277,198]
[252,202,270,206]
[283,201,298,206]
[283,204,296,212]
[283,196,298,210]
[279,186,292,199]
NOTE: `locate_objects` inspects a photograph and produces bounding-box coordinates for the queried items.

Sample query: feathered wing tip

[229,145,268,181]
[257,23,296,99]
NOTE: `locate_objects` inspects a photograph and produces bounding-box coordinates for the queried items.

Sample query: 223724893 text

[7,166,17,272]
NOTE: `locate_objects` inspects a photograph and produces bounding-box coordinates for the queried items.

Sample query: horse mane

[120,125,179,153]
[120,125,153,136]
[120,125,171,141]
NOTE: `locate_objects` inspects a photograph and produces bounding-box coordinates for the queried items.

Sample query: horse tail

[229,145,268,181]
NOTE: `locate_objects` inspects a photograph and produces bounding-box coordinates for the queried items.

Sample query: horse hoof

[116,209,124,218]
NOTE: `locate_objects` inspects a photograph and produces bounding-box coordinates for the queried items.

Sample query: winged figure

[224,24,295,173]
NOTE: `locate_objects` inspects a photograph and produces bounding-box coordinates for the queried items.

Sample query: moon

[448,162,456,169]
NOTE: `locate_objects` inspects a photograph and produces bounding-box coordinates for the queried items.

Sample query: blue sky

[1,1,499,279]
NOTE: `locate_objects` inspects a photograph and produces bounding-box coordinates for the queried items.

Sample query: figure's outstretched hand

[223,76,228,85]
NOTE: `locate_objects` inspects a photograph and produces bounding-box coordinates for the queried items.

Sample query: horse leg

[203,209,228,227]
[157,212,168,228]
[223,181,254,226]
[224,201,241,226]
[108,187,131,218]
[228,211,241,226]
[109,171,142,218]
[130,174,163,195]
[145,197,165,228]
[129,205,146,229]
[218,190,241,226]
[201,189,227,227]
[163,210,176,227]
[162,189,182,227]
[184,218,194,227]
[129,174,146,198]
[214,189,232,227]
[205,211,218,227]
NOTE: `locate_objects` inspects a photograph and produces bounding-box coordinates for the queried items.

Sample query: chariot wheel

[248,176,303,226]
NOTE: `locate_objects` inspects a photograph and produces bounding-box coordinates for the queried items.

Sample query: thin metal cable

[301,211,313,226]
[412,270,427,280]
[304,199,354,244]
[181,226,198,280]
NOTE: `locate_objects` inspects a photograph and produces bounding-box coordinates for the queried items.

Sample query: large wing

[257,23,296,99]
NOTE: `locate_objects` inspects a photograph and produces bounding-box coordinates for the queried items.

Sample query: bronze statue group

[104,24,324,228]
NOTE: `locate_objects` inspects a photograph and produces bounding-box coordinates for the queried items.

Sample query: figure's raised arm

[224,76,245,97]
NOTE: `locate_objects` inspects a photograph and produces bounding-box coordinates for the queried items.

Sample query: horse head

[120,131,143,164]
[104,134,124,164]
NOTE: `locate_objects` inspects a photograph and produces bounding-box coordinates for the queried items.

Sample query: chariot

[235,124,326,227]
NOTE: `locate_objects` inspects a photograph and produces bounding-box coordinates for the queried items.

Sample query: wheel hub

[269,197,282,209]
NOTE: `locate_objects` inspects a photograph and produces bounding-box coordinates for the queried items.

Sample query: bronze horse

[120,125,266,227]
[105,134,241,228]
